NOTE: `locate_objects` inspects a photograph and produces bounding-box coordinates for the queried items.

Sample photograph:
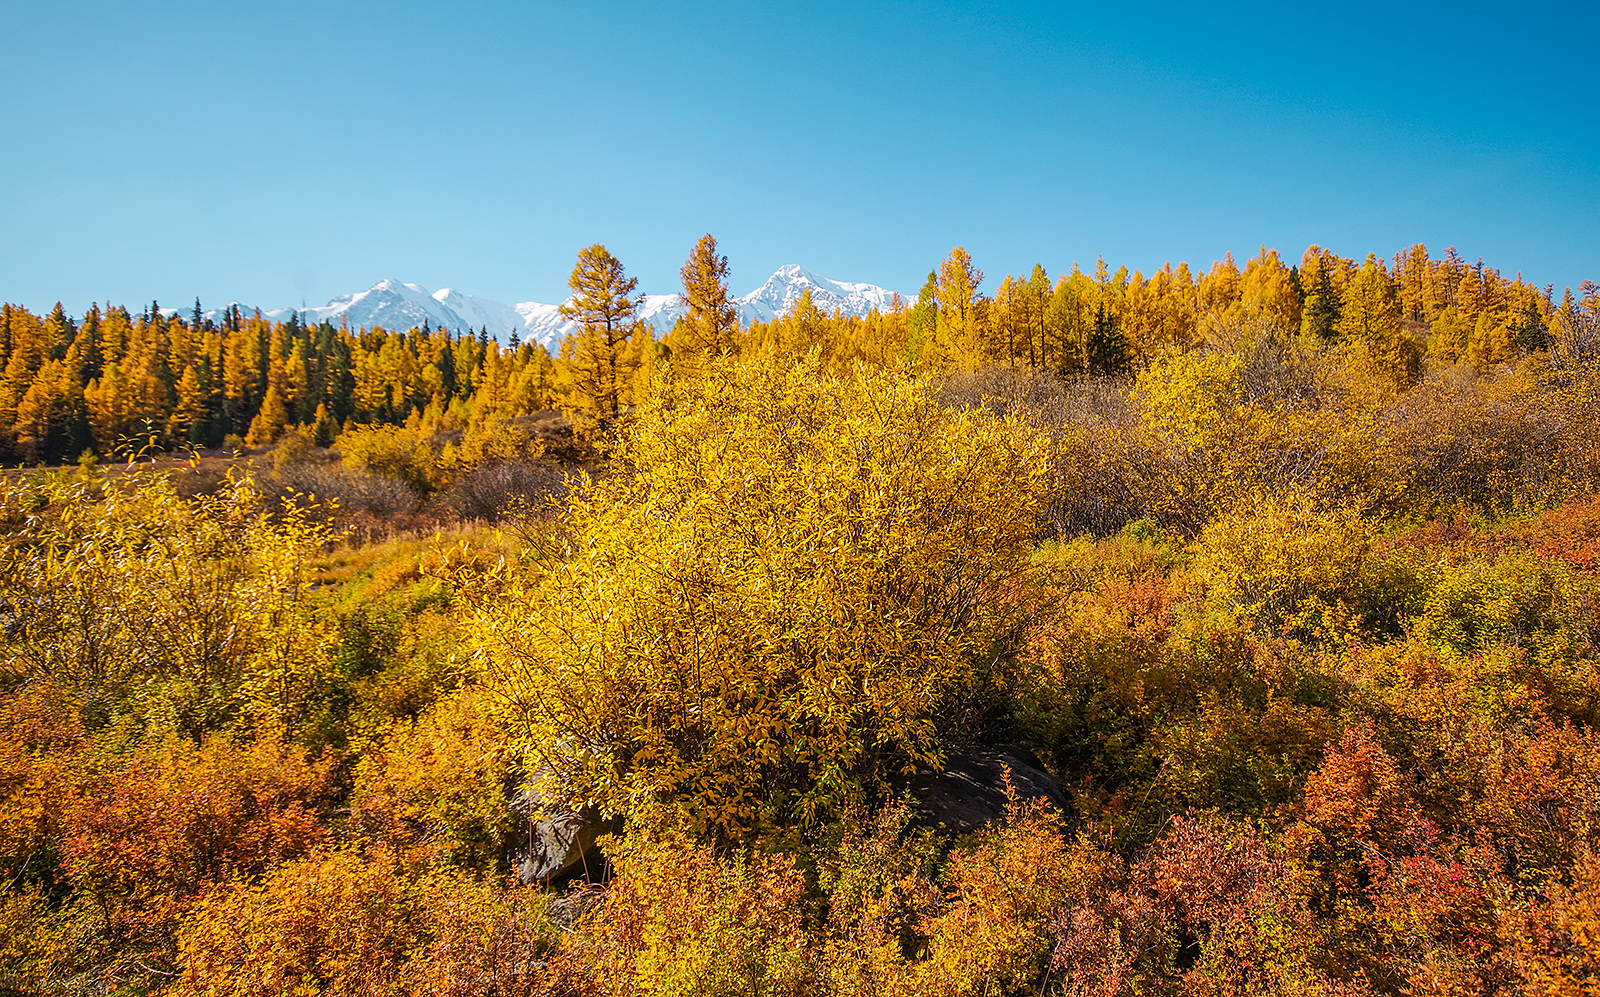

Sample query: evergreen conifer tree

[1301,267,1340,342]
[1086,303,1129,375]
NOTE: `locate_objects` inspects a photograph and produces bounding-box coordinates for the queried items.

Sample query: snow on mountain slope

[736,265,902,324]
[176,280,517,338]
[431,286,529,340]
[176,267,903,352]
[314,280,447,332]
[513,301,568,348]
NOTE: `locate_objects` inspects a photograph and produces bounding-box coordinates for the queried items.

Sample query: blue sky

[2,0,1595,312]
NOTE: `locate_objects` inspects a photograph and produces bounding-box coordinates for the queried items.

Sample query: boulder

[505,788,606,885]
[903,744,1068,836]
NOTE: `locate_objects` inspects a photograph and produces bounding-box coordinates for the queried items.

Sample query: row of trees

[898,245,1583,380]
[2,239,1596,464]
[0,301,557,464]
[0,233,742,463]
[547,238,1600,424]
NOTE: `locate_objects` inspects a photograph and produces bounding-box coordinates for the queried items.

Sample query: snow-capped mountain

[737,265,902,324]
[182,280,529,341]
[180,267,903,351]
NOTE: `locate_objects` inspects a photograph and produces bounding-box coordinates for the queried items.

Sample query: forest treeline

[4,236,1600,996]
[3,239,1596,464]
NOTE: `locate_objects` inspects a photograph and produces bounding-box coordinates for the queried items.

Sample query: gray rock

[903,744,1068,836]
[505,788,605,885]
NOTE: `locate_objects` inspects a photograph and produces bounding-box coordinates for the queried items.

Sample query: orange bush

[175,848,423,997]
[56,732,333,980]
[0,681,84,885]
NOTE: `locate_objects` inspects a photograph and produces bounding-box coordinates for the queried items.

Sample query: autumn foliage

[1,240,1599,995]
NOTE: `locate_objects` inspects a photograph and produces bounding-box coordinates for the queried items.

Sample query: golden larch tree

[672,233,740,359]
[1338,255,1420,386]
[554,244,646,426]
[934,246,985,368]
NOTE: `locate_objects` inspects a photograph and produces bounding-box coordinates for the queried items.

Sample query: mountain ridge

[176,266,905,350]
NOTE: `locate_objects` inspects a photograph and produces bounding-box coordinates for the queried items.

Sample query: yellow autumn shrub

[339,419,546,499]
[175,848,556,997]
[476,350,1053,838]
[338,422,450,494]
[175,848,422,997]
[0,466,340,734]
[1131,340,1398,532]
[1190,486,1375,634]
[572,834,816,997]
[913,796,1085,997]
[351,686,514,871]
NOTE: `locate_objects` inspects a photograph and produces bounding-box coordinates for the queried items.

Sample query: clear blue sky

[2,0,1596,313]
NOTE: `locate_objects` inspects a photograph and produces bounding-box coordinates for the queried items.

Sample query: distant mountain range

[180,266,904,350]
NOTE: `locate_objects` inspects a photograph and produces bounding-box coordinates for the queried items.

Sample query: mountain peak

[173,267,903,351]
[738,265,899,323]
